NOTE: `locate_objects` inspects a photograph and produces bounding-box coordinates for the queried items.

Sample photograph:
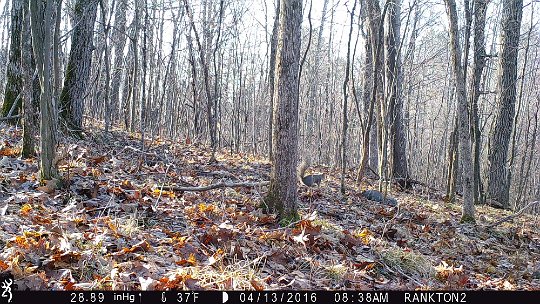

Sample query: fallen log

[160,181,270,192]
[487,201,540,228]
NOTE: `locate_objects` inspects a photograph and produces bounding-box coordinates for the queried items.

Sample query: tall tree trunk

[306,0,328,161]
[444,0,475,223]
[357,0,387,184]
[59,0,98,137]
[99,0,111,133]
[486,0,523,209]
[21,0,36,158]
[111,0,127,125]
[268,0,280,161]
[52,0,61,103]
[30,0,58,181]
[359,3,378,172]
[184,0,217,161]
[469,0,487,204]
[140,0,148,150]
[445,118,459,204]
[1,0,24,121]
[265,0,302,221]
[385,0,409,188]
[340,0,356,194]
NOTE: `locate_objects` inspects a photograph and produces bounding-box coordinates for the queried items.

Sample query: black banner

[0,290,539,304]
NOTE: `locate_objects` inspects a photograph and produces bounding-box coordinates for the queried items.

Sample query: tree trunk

[359,3,377,172]
[30,0,58,181]
[1,0,24,121]
[268,0,280,161]
[21,0,36,158]
[340,0,356,194]
[357,0,387,184]
[445,117,458,204]
[486,0,523,209]
[59,0,98,137]
[184,0,217,161]
[444,0,475,222]
[111,0,127,126]
[469,0,487,204]
[265,0,302,221]
[385,0,409,188]
[99,0,111,133]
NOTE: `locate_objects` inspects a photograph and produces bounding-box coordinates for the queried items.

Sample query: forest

[0,0,539,292]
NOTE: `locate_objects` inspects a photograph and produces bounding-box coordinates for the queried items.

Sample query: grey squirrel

[297,161,325,187]
[362,189,398,207]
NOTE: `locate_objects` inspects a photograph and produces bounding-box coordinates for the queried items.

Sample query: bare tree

[1,0,24,120]
[486,0,523,209]
[184,0,219,162]
[110,0,127,126]
[469,0,487,205]
[30,0,57,180]
[357,0,388,184]
[340,0,356,194]
[385,0,409,188]
[21,0,36,158]
[265,0,302,221]
[59,0,98,137]
[268,0,280,161]
[444,0,475,222]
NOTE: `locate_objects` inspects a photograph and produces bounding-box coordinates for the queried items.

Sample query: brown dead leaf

[0,260,9,270]
[0,147,20,156]
[250,279,265,291]
[124,240,151,253]
[176,253,197,266]
[435,261,463,282]
[37,179,59,194]
[352,260,376,270]
[32,215,52,225]
[91,155,108,165]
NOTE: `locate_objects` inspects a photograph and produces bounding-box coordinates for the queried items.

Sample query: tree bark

[359,3,378,173]
[264,0,302,221]
[30,0,58,180]
[1,0,24,121]
[110,0,127,126]
[444,0,475,222]
[469,0,487,204]
[99,0,111,133]
[21,0,36,158]
[357,0,387,184]
[340,0,356,194]
[59,0,99,137]
[385,0,409,188]
[486,0,523,209]
[267,0,280,161]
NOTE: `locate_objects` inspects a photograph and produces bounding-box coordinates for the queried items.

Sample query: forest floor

[0,122,539,291]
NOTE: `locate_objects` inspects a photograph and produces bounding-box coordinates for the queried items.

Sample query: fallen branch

[487,201,540,228]
[375,258,423,287]
[0,115,21,121]
[161,181,270,192]
[394,177,439,192]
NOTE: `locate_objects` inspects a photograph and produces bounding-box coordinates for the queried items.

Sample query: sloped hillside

[0,123,539,290]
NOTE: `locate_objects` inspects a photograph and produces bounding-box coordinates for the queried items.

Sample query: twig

[161,181,270,192]
[376,260,424,286]
[0,115,21,121]
[487,201,540,228]
[153,164,172,210]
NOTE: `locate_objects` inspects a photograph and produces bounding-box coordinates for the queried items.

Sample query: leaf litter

[0,122,539,291]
